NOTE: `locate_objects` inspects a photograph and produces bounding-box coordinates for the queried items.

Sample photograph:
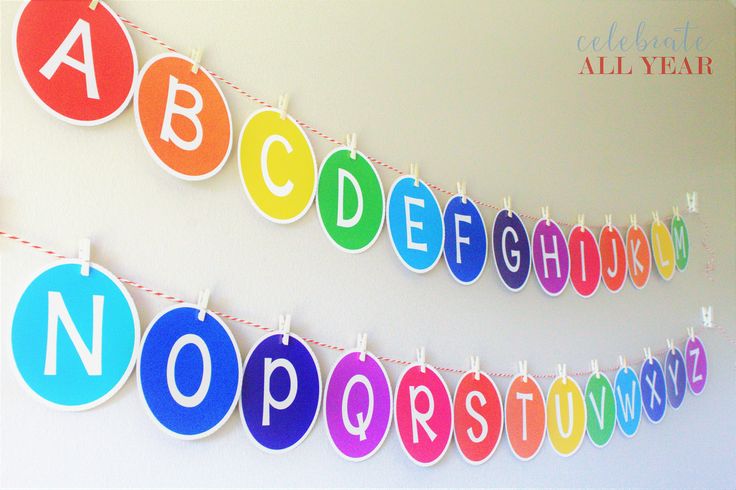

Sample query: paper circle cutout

[11,260,139,410]
[639,357,667,424]
[584,372,616,448]
[614,367,642,437]
[240,333,321,453]
[531,218,570,296]
[137,305,242,439]
[394,364,453,466]
[492,209,532,292]
[505,374,546,461]
[453,370,503,465]
[386,176,444,274]
[568,225,601,298]
[443,195,488,285]
[651,220,676,280]
[13,0,137,125]
[316,148,385,253]
[134,52,233,181]
[671,215,690,272]
[238,108,317,224]
[546,375,586,457]
[625,225,651,289]
[685,336,707,395]
[664,348,687,409]
[323,350,393,462]
[598,224,627,293]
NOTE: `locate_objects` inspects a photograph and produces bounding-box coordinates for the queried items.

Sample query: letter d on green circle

[316,148,385,253]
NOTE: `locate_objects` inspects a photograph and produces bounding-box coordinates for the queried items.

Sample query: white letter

[45,291,103,376]
[260,135,294,197]
[653,233,670,268]
[516,392,533,441]
[262,357,297,426]
[630,238,644,274]
[160,75,203,151]
[454,214,472,264]
[667,359,680,396]
[409,385,436,443]
[588,387,606,429]
[166,334,211,408]
[337,168,363,228]
[579,239,587,282]
[673,226,686,256]
[341,375,373,441]
[501,226,521,272]
[39,20,99,99]
[465,390,488,443]
[606,237,619,278]
[616,381,637,422]
[688,348,702,383]
[644,370,661,408]
[554,392,574,438]
[404,196,427,252]
[540,235,561,279]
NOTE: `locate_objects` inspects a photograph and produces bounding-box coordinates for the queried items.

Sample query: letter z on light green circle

[585,372,616,447]
[316,148,385,253]
[671,216,689,272]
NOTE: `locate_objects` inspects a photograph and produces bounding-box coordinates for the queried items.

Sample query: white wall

[1,1,734,487]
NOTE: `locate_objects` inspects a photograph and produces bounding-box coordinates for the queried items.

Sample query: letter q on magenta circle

[240,332,322,453]
[11,260,140,411]
[386,175,444,274]
[137,304,242,439]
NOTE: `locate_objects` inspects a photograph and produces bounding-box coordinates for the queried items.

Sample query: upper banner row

[12,0,691,296]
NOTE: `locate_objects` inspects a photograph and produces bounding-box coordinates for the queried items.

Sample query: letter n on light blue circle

[443,195,487,284]
[11,261,139,410]
[614,367,642,437]
[386,176,444,273]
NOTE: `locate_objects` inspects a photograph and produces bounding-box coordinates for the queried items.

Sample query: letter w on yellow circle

[238,108,317,223]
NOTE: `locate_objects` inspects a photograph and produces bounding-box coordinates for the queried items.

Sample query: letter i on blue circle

[386,175,444,273]
[443,194,487,284]
[138,305,242,439]
[11,260,139,410]
[640,357,667,423]
[614,367,642,437]
[664,348,686,409]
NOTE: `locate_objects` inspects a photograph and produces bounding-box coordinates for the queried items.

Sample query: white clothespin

[701,306,713,328]
[417,347,426,373]
[470,355,480,381]
[197,289,210,321]
[686,192,698,213]
[643,347,653,365]
[457,181,467,204]
[503,196,512,217]
[577,214,585,229]
[190,48,203,74]
[629,213,638,230]
[618,355,628,372]
[591,359,601,379]
[518,360,528,382]
[541,206,550,225]
[89,0,99,10]
[687,327,695,341]
[652,211,660,224]
[346,133,357,160]
[278,94,289,120]
[410,163,420,187]
[557,363,568,384]
[604,214,613,231]
[279,314,292,345]
[672,205,680,219]
[356,332,367,362]
[666,339,675,354]
[78,238,91,277]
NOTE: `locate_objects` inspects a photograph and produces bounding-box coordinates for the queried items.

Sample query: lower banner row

[11,260,708,465]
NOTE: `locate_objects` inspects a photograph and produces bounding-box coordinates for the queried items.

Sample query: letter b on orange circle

[134,53,233,180]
